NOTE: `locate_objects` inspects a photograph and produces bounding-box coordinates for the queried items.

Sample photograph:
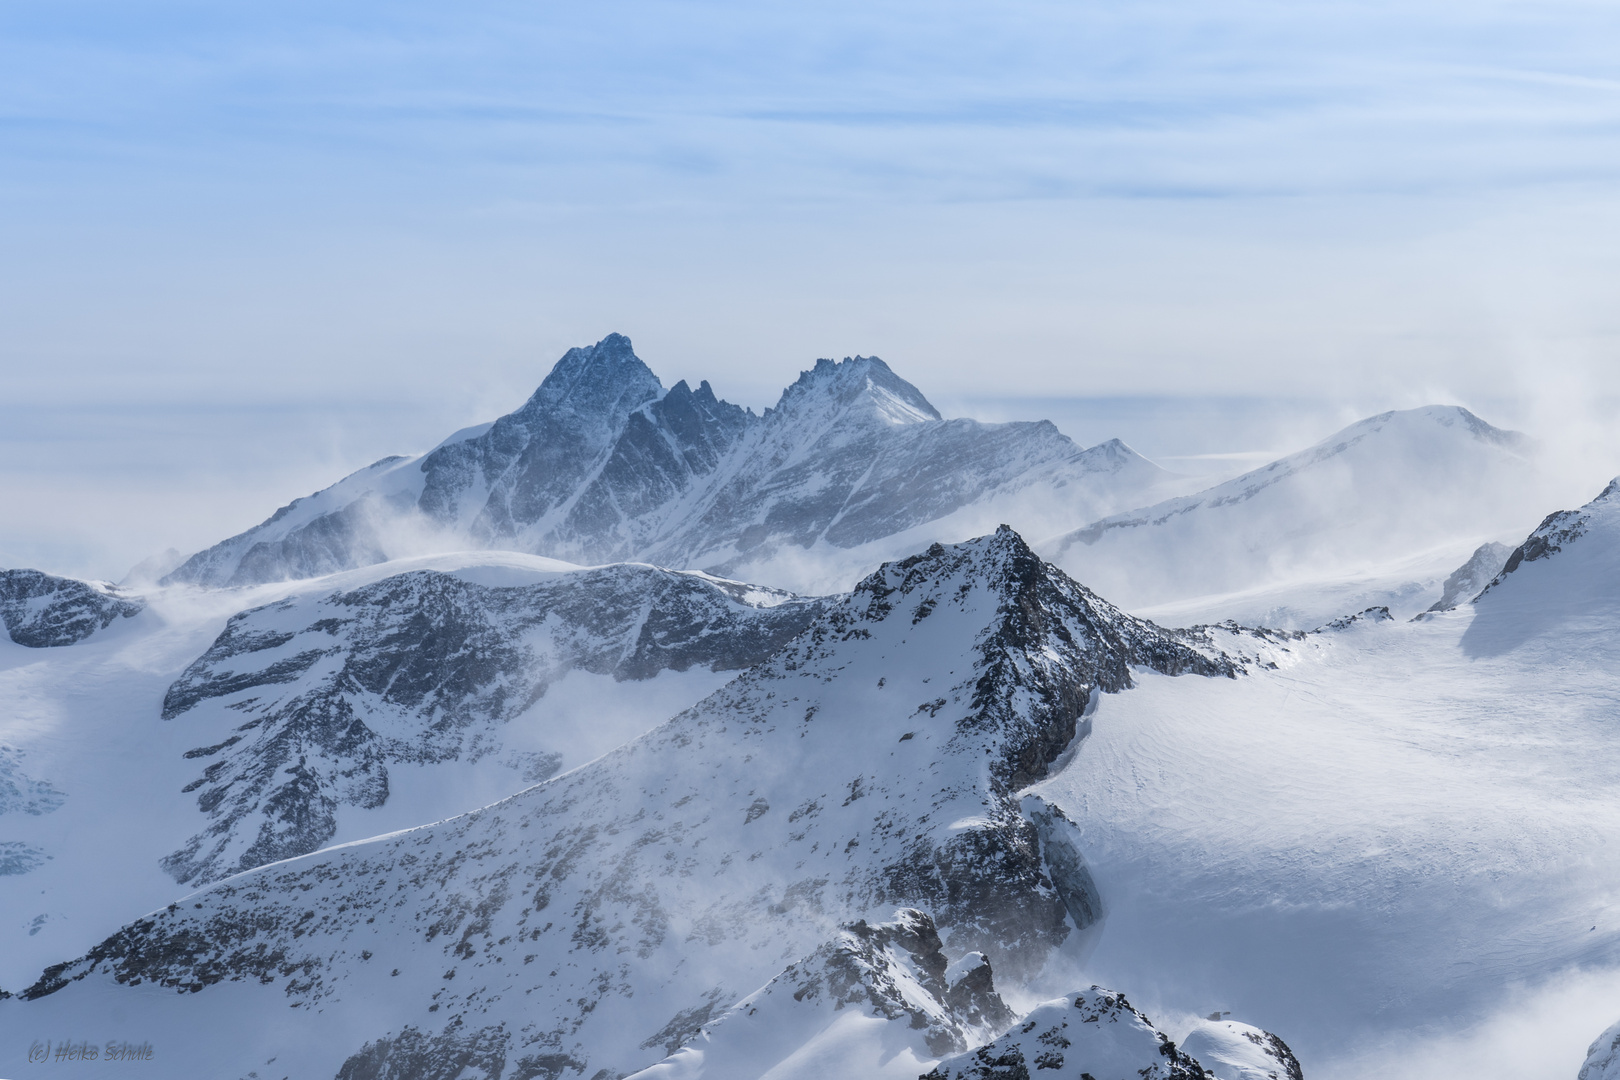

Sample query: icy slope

[0,552,809,990]
[165,334,1172,593]
[1029,477,1620,1077]
[3,529,1241,1080]
[1043,405,1538,612]
[0,569,142,647]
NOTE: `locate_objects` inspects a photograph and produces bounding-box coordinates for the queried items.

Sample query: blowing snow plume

[1042,405,1544,620]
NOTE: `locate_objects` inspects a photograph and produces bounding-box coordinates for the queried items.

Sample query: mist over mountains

[161,334,1176,595]
[2,333,1617,1080]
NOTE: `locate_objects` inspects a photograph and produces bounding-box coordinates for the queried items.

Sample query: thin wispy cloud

[3,0,1620,577]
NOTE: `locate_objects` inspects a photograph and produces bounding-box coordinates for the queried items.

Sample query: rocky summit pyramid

[162,334,1171,593]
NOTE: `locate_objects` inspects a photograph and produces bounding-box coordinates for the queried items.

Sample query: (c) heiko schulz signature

[25,1039,155,1064]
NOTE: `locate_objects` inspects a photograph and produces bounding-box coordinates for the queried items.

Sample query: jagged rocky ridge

[0,569,142,648]
[630,908,1016,1078]
[22,528,1249,1079]
[164,333,1168,590]
[160,562,823,887]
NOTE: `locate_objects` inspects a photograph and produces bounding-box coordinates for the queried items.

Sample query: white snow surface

[1030,476,1620,1078]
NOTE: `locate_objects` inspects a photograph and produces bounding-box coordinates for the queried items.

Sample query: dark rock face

[165,335,1166,588]
[0,569,142,648]
[23,529,1251,1080]
[160,564,823,886]
[945,954,1018,1037]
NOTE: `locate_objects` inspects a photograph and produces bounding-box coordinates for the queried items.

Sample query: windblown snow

[2,333,1618,1080]
[161,334,1175,596]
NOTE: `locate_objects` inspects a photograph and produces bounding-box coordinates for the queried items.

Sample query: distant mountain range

[162,333,1174,594]
[4,333,1617,1079]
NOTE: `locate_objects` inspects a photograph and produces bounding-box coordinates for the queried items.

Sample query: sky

[4,0,1620,577]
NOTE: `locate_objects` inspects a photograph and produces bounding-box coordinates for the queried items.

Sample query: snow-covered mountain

[6,528,1247,1079]
[163,334,1173,594]
[0,569,142,647]
[1042,405,1540,620]
[0,552,817,990]
[159,561,822,887]
[7,380,1620,1078]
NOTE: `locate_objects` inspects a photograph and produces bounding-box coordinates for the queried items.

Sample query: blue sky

[4,1,1620,574]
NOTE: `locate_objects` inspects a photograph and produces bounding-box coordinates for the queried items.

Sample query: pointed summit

[772,355,942,427]
[515,332,664,423]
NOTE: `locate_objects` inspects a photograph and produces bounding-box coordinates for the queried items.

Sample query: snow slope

[0,552,815,990]
[164,334,1175,594]
[1029,477,1620,1078]
[1043,405,1541,614]
[0,528,1244,1079]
